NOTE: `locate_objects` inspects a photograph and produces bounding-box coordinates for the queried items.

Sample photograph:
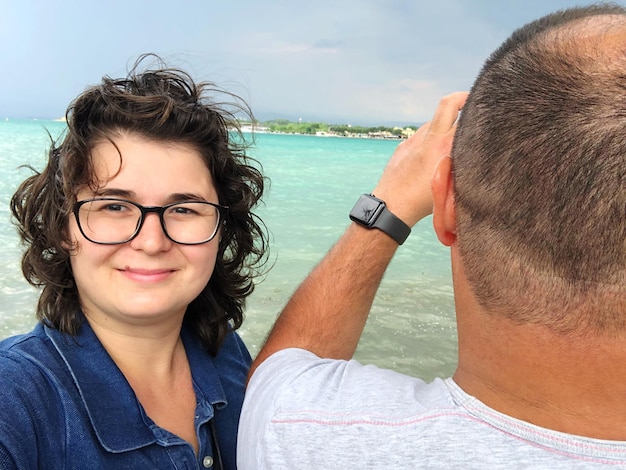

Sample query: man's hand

[374,91,468,227]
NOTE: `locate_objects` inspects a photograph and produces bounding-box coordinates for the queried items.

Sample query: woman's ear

[432,156,456,246]
[61,224,79,255]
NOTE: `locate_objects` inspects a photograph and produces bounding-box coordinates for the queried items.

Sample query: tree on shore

[256,119,417,137]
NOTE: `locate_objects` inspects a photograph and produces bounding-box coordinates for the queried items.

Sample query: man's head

[450,4,626,334]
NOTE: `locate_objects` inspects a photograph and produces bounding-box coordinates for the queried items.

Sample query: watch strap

[372,204,411,245]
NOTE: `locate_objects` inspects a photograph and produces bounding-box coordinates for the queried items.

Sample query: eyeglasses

[73,198,227,245]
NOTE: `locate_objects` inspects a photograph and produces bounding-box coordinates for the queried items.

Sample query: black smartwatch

[349,194,411,245]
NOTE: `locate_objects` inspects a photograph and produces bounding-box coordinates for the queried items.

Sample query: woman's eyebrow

[87,189,211,204]
[91,188,136,198]
[167,193,210,203]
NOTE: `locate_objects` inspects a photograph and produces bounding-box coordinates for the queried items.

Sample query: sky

[2,0,624,126]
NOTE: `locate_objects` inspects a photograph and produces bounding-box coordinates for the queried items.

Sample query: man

[238,4,626,468]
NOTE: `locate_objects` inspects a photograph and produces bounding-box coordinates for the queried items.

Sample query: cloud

[0,0,610,123]
[237,33,341,57]
[209,0,497,123]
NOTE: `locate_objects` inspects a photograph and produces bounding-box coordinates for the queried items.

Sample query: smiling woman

[0,55,268,469]
[69,135,224,338]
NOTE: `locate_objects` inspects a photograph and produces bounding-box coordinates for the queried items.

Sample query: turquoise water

[0,120,458,381]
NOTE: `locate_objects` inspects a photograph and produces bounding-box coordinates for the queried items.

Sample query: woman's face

[68,133,220,330]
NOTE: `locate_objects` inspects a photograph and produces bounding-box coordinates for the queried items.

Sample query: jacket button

[202,455,214,468]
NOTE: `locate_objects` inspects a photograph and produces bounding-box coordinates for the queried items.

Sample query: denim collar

[44,317,227,453]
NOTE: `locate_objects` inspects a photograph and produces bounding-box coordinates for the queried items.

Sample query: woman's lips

[120,266,176,283]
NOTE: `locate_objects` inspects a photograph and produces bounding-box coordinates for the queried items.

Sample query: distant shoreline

[3,117,414,140]
[240,126,407,140]
[239,120,416,140]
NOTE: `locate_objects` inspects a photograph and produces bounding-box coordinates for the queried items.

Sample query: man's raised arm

[249,92,468,379]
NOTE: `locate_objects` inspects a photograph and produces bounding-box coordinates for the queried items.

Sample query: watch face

[350,195,383,226]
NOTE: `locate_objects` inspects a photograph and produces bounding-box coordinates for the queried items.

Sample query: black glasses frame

[73,198,228,245]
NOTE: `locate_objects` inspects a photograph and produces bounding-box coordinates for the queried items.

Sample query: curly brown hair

[10,55,268,355]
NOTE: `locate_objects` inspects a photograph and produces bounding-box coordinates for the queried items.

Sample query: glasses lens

[77,199,142,244]
[163,202,220,244]
[76,199,221,245]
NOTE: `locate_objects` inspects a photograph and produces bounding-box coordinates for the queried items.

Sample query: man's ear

[432,156,456,246]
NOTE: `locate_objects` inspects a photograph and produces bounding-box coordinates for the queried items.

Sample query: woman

[0,56,267,469]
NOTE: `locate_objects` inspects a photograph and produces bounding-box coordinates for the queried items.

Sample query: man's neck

[454,314,626,440]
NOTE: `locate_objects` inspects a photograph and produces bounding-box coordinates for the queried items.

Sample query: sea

[0,119,458,382]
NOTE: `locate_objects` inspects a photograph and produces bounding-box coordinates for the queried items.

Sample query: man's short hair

[451,4,626,333]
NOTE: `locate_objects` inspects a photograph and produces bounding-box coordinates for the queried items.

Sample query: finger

[429,91,468,134]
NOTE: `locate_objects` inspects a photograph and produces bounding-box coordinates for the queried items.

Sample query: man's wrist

[349,194,411,245]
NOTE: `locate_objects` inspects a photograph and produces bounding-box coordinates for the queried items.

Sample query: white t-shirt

[238,348,626,469]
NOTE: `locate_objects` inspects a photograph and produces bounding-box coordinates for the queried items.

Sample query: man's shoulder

[240,350,626,469]
[239,349,458,469]
[245,348,453,420]
[251,347,444,386]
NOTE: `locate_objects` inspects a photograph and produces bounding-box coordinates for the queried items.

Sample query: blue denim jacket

[0,317,251,469]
